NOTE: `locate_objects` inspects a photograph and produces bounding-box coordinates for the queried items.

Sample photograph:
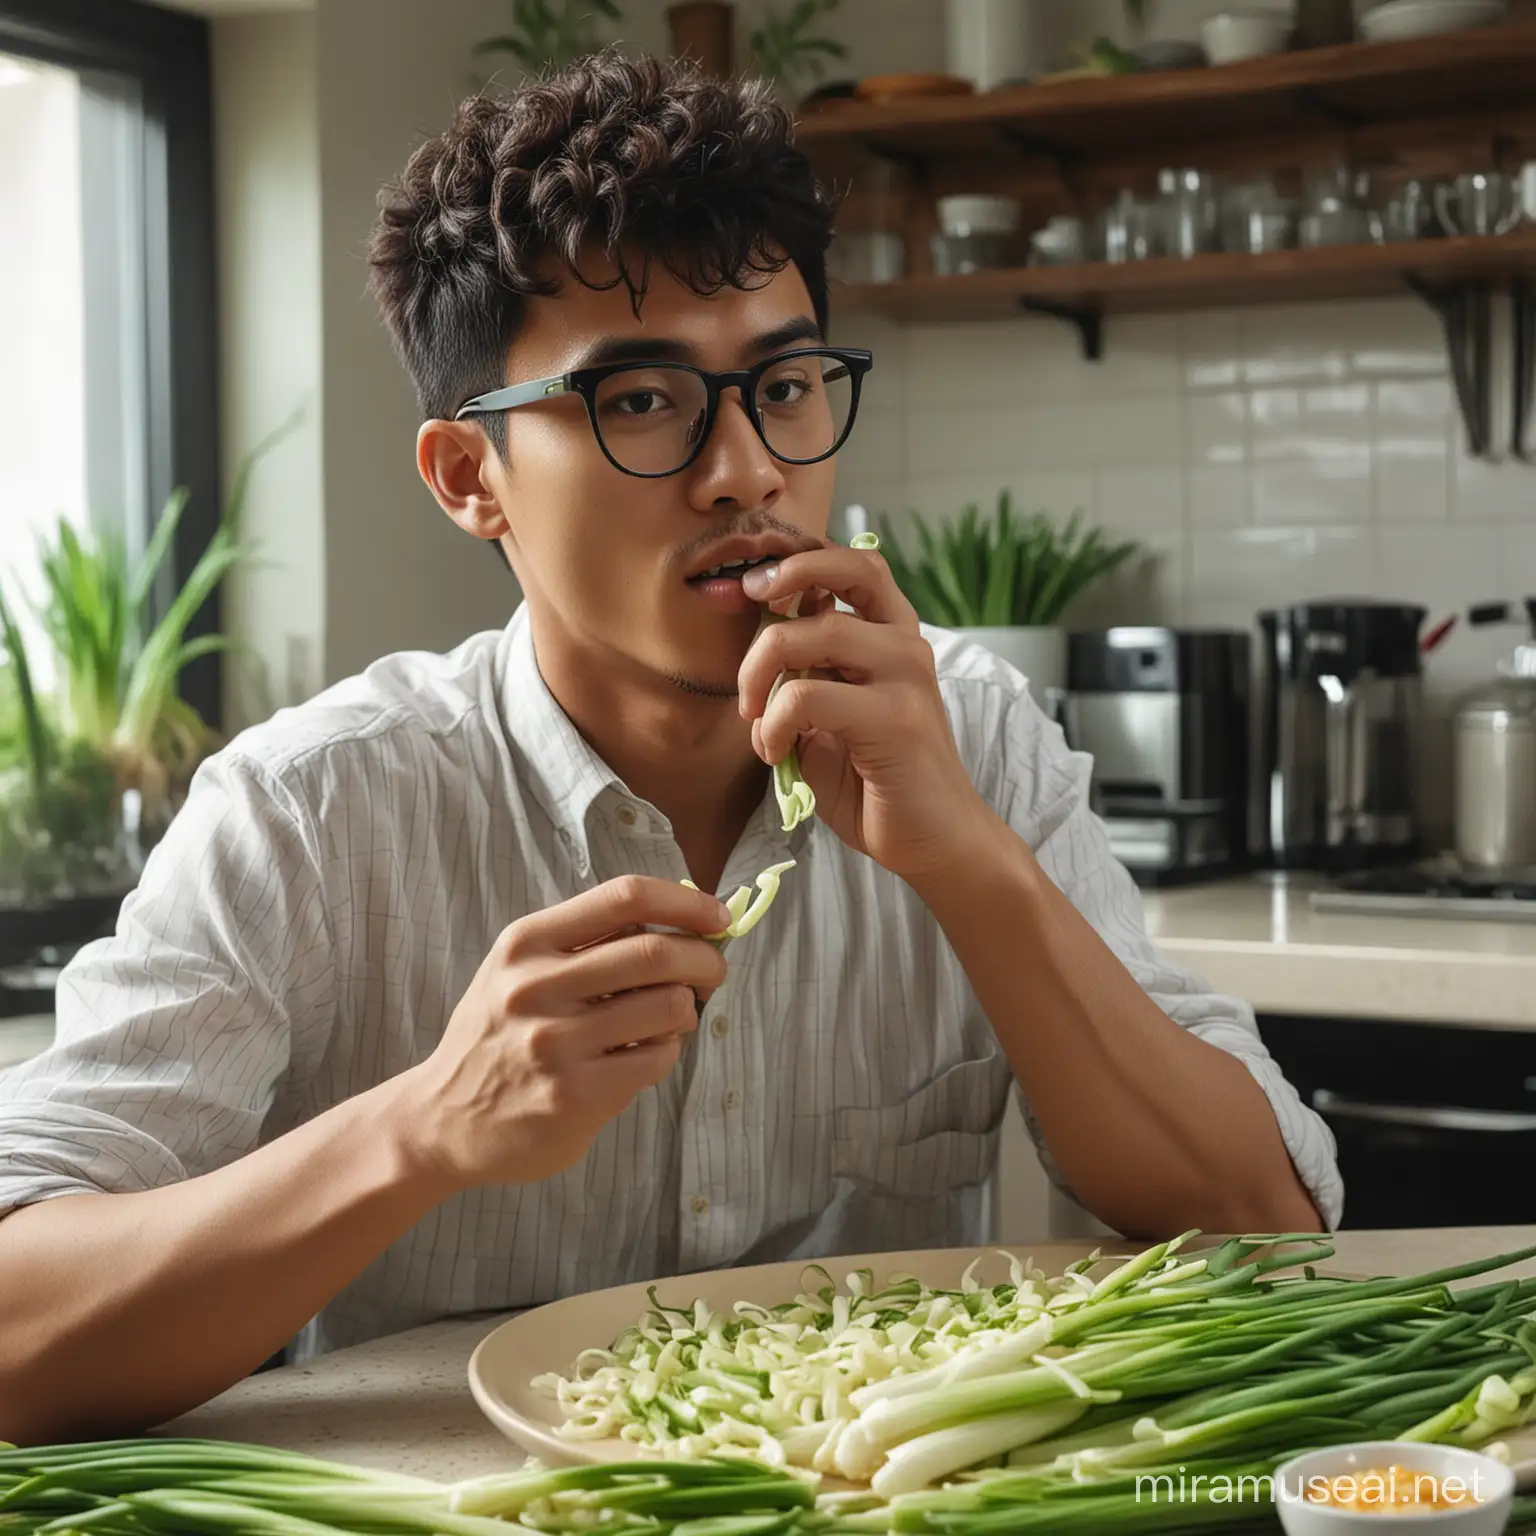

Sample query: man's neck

[529,613,770,885]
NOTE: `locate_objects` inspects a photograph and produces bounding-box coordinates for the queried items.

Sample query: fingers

[552,928,729,1011]
[745,545,915,627]
[587,1030,685,1094]
[739,608,906,723]
[515,875,733,954]
[582,984,702,1056]
[756,676,894,766]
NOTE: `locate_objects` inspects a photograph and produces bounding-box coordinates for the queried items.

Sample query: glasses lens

[592,365,710,475]
[756,352,855,464]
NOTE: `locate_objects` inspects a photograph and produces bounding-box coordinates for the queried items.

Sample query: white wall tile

[833,404,905,487]
[1188,392,1247,465]
[1454,453,1536,522]
[1016,397,1184,469]
[1240,303,1351,386]
[1095,466,1184,534]
[1375,442,1449,524]
[1254,457,1372,526]
[1376,378,1453,449]
[907,404,1029,478]
[1340,297,1447,379]
[1373,526,1500,609]
[1080,315,1182,401]
[1189,464,1251,526]
[1178,310,1241,391]
[1497,528,1536,602]
[1187,526,1376,628]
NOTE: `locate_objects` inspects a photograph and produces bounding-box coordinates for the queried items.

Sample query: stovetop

[1309,861,1536,921]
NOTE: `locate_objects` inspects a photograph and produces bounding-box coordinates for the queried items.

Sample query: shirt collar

[498,604,626,843]
[496,603,810,862]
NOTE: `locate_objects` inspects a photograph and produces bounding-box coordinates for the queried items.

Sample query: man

[0,51,1340,1445]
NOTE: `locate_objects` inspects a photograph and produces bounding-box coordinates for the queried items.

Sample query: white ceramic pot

[944,0,1045,91]
[953,625,1066,712]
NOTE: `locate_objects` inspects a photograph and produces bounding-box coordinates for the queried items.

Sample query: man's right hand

[398,876,733,1190]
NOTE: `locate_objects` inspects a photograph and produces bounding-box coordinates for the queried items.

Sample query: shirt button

[691,1195,711,1217]
[710,1015,730,1039]
[723,1088,742,1112]
[617,805,638,827]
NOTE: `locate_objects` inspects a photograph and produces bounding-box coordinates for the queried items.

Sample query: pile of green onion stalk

[680,531,882,950]
[530,1232,1536,1514]
[0,1440,843,1536]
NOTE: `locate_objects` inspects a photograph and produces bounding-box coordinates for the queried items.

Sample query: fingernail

[714,900,734,927]
[742,564,776,597]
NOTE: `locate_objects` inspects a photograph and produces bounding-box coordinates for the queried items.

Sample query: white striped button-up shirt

[0,604,1343,1359]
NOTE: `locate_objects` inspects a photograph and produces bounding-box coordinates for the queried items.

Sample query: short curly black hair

[368,49,838,439]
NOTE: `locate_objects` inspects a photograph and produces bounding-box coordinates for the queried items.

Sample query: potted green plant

[0,416,292,926]
[875,492,1142,710]
[474,0,624,77]
[748,0,848,98]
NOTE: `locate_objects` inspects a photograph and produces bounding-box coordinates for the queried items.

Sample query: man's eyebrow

[747,317,825,355]
[568,317,826,372]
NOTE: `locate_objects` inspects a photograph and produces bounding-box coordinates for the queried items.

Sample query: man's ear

[417,419,510,543]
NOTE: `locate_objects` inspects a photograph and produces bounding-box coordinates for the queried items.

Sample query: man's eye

[613,390,667,416]
[762,378,810,406]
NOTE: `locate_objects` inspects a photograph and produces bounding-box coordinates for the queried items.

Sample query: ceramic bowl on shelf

[936,194,1022,237]
[1201,8,1294,62]
[1359,0,1507,41]
[1273,1442,1514,1536]
[853,72,973,103]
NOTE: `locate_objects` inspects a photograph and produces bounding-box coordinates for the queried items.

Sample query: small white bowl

[1202,9,1294,62]
[1359,0,1506,41]
[937,195,1021,237]
[1274,1442,1514,1535]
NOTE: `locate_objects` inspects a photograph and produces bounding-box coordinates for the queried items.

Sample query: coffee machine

[1064,628,1251,883]
[1255,600,1425,870]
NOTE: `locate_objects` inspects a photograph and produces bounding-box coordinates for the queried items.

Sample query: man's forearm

[915,812,1324,1241]
[0,1065,455,1445]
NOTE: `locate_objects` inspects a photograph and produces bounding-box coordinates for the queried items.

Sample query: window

[0,0,219,723]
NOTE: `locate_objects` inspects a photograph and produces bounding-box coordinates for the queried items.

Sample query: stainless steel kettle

[1453,600,1536,879]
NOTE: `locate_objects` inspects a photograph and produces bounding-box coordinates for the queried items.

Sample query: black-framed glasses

[454,346,874,479]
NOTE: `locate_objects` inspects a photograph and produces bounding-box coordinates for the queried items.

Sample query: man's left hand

[737,544,992,886]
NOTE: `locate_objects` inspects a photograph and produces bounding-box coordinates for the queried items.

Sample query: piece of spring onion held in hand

[759,530,882,834]
[682,860,796,950]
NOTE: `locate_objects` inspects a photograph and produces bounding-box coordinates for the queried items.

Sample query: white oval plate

[469,1240,1117,1468]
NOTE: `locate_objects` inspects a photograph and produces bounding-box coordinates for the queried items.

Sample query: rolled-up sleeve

[0,750,336,1217]
[991,683,1345,1233]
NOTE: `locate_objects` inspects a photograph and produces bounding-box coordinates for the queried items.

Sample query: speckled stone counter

[1142,874,1536,1030]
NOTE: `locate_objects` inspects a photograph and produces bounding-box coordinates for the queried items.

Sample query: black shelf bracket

[854,138,928,186]
[994,123,1076,164]
[1404,273,1494,460]
[1019,296,1104,360]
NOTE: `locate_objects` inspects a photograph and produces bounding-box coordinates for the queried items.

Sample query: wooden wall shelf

[832,233,1536,325]
[795,25,1536,166]
[797,23,1536,453]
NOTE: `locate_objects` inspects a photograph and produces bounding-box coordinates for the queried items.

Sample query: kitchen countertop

[163,1227,1536,1483]
[2,875,1530,1073]
[0,1014,54,1070]
[1142,873,1536,1030]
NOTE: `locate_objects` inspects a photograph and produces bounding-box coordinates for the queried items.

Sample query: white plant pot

[953,626,1066,713]
[943,0,1047,91]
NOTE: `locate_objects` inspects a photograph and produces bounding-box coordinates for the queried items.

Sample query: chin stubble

[666,671,739,700]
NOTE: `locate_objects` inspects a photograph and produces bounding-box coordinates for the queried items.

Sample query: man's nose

[689,389,785,509]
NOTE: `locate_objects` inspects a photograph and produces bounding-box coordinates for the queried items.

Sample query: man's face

[487,256,841,699]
